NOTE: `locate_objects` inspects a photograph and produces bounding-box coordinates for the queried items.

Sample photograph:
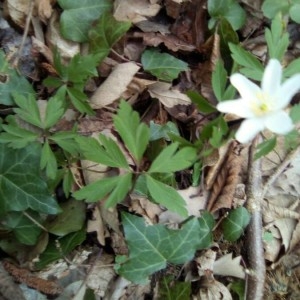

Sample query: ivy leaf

[0,143,60,215]
[141,49,188,82]
[145,175,187,217]
[74,173,132,207]
[207,0,246,30]
[113,100,150,163]
[158,275,191,300]
[89,12,131,61]
[45,200,86,236]
[0,51,35,105]
[148,143,197,173]
[58,0,112,42]
[228,43,264,81]
[3,211,42,245]
[35,229,86,270]
[222,207,250,242]
[254,136,277,160]
[117,212,214,283]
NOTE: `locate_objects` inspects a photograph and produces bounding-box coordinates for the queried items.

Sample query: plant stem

[245,135,265,300]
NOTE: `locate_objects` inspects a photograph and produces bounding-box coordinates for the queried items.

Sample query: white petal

[262,59,282,95]
[276,74,300,109]
[217,99,255,118]
[230,74,261,103]
[264,111,294,134]
[235,118,265,143]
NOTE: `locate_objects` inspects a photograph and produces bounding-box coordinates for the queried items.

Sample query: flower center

[251,92,274,116]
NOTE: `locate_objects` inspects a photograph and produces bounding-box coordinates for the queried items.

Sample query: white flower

[217,59,300,143]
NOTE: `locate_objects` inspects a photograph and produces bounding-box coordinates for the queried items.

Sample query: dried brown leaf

[207,142,243,212]
[113,0,161,23]
[148,82,191,108]
[90,62,140,109]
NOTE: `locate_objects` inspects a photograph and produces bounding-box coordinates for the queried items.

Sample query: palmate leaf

[113,100,150,164]
[148,143,197,173]
[13,94,42,128]
[73,173,132,207]
[40,141,57,179]
[141,49,188,82]
[117,212,214,283]
[145,174,188,217]
[0,143,60,215]
[76,134,130,169]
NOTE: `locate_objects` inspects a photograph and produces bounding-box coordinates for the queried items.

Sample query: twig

[245,135,265,300]
[13,0,34,67]
[262,147,300,198]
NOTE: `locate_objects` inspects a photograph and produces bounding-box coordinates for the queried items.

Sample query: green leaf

[40,141,58,179]
[0,51,35,106]
[230,280,246,300]
[45,200,86,236]
[141,49,188,82]
[50,131,79,155]
[254,136,277,160]
[35,229,86,270]
[212,60,228,102]
[0,143,60,214]
[58,0,112,42]
[149,121,179,141]
[117,212,214,283]
[89,12,131,61]
[3,211,42,245]
[186,91,217,114]
[207,0,246,30]
[145,175,187,217]
[74,173,132,206]
[265,15,289,61]
[148,143,197,173]
[113,100,150,163]
[262,0,289,19]
[158,275,191,300]
[284,58,300,78]
[98,134,130,169]
[0,119,39,149]
[290,4,300,23]
[13,94,42,128]
[76,135,130,168]
[44,93,65,129]
[222,207,250,242]
[228,43,264,81]
[290,104,300,123]
[67,87,94,115]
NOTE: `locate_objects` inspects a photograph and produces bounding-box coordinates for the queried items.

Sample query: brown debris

[207,142,243,212]
[2,260,63,295]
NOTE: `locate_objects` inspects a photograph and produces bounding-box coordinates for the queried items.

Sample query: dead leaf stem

[245,135,265,300]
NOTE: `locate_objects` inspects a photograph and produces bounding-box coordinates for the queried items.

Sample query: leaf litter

[0,0,300,299]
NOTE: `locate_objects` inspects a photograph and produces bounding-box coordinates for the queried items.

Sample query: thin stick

[245,135,266,300]
[13,0,34,67]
